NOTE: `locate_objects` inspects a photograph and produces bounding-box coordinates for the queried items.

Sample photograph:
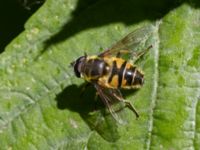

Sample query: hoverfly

[71,26,153,122]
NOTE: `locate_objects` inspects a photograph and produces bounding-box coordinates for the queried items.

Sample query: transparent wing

[99,25,153,58]
[94,84,128,124]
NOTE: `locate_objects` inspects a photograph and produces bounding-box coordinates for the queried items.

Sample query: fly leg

[93,90,100,111]
[112,90,139,119]
[123,100,139,118]
[80,82,91,97]
[80,82,100,112]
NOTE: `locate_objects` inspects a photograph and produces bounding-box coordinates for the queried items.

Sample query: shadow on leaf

[55,83,139,142]
[56,84,120,142]
[44,0,200,49]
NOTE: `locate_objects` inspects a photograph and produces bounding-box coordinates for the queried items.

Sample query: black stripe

[108,60,127,88]
[108,61,117,83]
[132,70,144,85]
[118,61,127,88]
[125,66,136,86]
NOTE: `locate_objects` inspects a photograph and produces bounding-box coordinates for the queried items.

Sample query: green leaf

[0,0,200,149]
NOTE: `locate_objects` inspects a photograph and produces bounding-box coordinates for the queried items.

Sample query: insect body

[71,26,152,121]
[75,55,144,89]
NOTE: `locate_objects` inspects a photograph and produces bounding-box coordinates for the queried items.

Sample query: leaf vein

[145,21,161,150]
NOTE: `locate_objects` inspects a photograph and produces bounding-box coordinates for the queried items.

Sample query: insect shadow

[55,83,139,142]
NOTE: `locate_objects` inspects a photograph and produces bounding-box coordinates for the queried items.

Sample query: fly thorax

[83,58,109,80]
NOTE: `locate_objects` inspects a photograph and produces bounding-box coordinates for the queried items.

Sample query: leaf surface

[0,0,200,149]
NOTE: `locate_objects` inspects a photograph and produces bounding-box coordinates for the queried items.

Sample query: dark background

[0,0,44,52]
[0,0,199,53]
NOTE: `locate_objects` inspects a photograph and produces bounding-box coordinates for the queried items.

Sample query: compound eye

[73,56,86,78]
[74,61,81,78]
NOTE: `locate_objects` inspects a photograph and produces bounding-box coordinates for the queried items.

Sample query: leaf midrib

[145,21,161,150]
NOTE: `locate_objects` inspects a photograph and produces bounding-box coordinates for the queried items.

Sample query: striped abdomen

[100,57,144,89]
